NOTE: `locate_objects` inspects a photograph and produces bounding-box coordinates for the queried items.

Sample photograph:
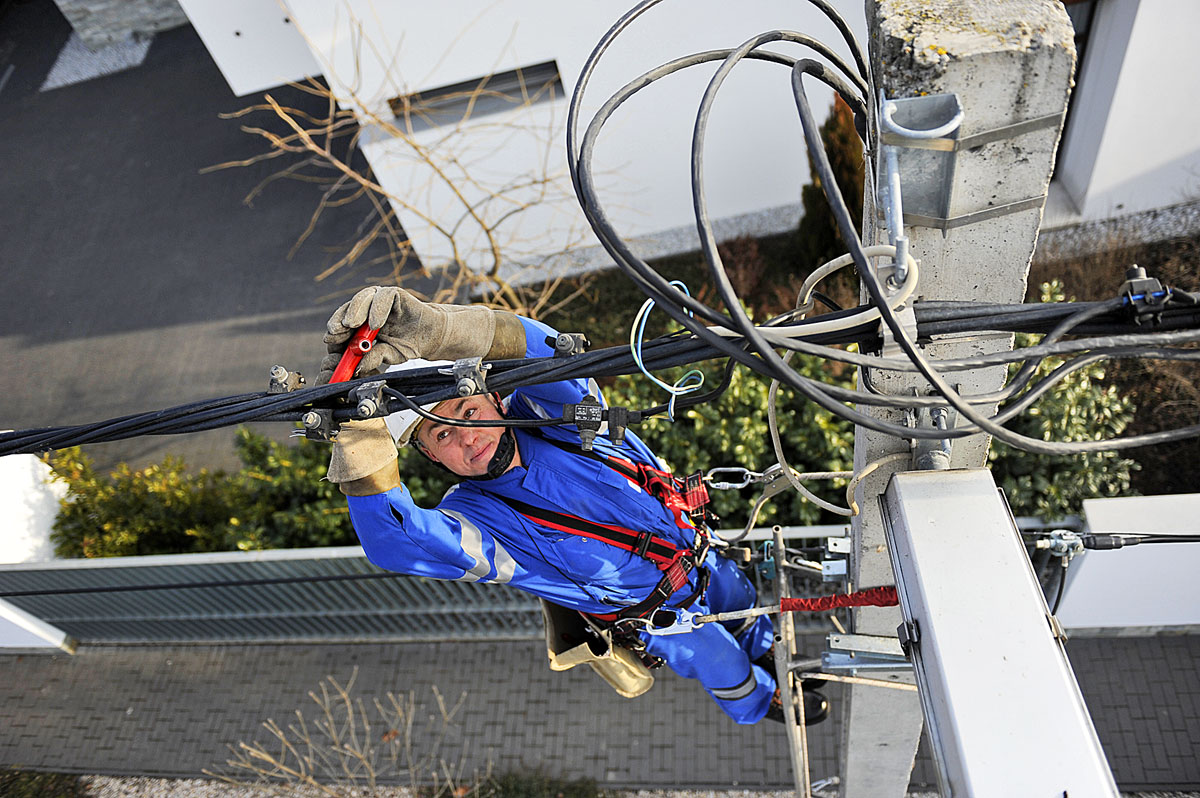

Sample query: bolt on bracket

[267,365,306,394]
[440,357,491,397]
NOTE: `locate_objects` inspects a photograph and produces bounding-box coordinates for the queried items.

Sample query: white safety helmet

[382,359,453,447]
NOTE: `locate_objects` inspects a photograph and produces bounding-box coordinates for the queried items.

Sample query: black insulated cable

[789,60,1200,454]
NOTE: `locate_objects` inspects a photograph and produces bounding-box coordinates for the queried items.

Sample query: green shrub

[227,427,353,550]
[45,428,354,558]
[46,448,238,558]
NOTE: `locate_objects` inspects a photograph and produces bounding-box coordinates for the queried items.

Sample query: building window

[388,60,563,134]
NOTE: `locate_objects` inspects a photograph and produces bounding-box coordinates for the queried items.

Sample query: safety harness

[493,435,713,637]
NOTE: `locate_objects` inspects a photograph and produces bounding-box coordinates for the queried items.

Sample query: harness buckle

[675,471,710,511]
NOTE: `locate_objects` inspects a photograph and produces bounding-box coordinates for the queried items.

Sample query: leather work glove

[326,417,402,496]
[317,286,527,383]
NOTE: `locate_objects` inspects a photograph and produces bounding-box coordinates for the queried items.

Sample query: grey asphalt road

[0,0,407,473]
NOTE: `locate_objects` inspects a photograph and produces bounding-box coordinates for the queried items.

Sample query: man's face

[415,394,510,478]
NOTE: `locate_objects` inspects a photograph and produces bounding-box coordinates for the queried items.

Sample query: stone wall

[53,0,187,50]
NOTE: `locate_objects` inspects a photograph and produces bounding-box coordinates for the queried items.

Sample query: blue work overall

[346,317,776,723]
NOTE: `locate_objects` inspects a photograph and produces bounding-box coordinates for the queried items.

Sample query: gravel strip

[81,777,1200,798]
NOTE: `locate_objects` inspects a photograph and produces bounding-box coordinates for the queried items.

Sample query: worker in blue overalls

[319,286,828,726]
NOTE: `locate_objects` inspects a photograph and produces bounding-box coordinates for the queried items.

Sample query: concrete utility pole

[842,2,1076,795]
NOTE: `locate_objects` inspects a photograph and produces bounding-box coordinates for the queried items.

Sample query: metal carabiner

[704,467,760,491]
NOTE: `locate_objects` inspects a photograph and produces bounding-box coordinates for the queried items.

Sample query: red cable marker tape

[780,586,899,613]
[329,324,380,384]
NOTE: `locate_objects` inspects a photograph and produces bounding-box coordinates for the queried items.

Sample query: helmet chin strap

[413,393,517,481]
[475,425,517,481]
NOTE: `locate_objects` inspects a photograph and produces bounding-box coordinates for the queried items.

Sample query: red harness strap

[583,448,705,523]
[499,495,685,567]
[497,494,708,623]
[540,437,713,527]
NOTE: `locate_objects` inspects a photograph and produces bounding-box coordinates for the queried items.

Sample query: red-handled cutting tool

[329,324,380,383]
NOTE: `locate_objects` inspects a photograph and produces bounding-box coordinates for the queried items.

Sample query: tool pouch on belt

[539,599,653,699]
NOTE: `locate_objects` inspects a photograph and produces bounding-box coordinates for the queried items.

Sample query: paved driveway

[0,0,400,472]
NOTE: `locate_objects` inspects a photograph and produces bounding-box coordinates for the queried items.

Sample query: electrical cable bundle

[564,0,1200,457]
[3,0,1200,459]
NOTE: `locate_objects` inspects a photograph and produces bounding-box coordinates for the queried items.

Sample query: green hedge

[46,428,354,558]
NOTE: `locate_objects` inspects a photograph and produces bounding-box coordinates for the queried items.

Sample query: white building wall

[176,1,1200,255]
[189,0,866,277]
[1048,0,1200,227]
[1059,494,1200,634]
[176,0,321,98]
[0,454,65,565]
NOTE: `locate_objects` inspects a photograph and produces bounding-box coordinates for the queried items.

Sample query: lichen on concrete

[871,0,1076,92]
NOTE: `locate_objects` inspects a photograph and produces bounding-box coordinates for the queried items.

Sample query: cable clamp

[604,405,639,446]
[1119,265,1170,324]
[553,332,591,357]
[351,380,388,419]
[439,357,490,397]
[267,365,306,394]
[1046,529,1084,560]
[302,409,336,442]
[879,304,918,359]
[564,395,604,451]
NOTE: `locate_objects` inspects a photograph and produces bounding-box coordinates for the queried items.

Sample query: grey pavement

[1,636,1199,790]
[0,0,404,473]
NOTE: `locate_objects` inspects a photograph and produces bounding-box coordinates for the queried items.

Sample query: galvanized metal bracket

[877,91,964,286]
[879,304,918,359]
[878,96,1059,231]
[823,632,912,673]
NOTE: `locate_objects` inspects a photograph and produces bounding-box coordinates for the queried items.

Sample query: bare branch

[206,7,605,319]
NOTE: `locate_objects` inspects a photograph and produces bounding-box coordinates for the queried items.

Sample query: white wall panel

[178,0,321,97]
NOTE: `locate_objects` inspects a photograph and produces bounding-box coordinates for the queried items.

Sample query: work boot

[764,687,829,726]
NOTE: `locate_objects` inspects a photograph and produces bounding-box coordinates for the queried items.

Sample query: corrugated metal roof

[0,547,541,644]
